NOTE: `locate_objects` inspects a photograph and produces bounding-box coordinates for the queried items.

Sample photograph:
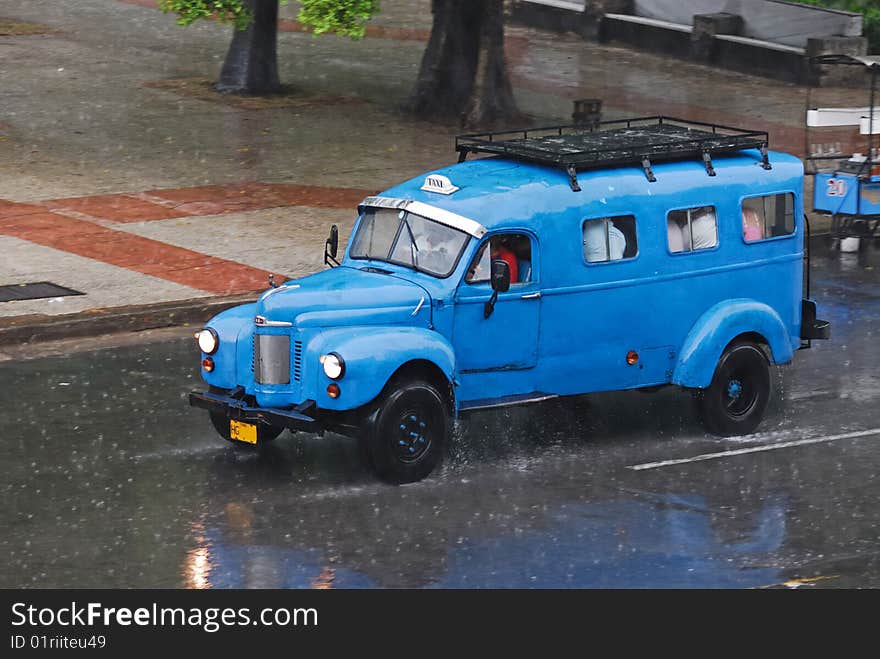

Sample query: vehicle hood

[254,267,431,328]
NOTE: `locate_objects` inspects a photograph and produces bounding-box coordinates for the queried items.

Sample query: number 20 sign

[827,179,848,197]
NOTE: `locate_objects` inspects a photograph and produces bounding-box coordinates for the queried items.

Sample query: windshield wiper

[400,215,420,269]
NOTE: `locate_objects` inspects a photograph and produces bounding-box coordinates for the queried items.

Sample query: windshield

[349,207,470,277]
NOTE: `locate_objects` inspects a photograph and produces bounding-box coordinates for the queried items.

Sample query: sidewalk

[0,0,859,342]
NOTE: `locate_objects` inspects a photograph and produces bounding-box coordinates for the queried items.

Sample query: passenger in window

[669,207,717,252]
[419,220,467,274]
[584,219,626,262]
[689,207,718,249]
[667,217,684,253]
[742,207,764,241]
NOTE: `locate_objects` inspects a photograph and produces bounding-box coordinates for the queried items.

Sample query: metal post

[804,74,814,163]
[863,65,877,216]
[869,65,877,171]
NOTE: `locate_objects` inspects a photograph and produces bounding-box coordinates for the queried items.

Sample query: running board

[459,392,558,413]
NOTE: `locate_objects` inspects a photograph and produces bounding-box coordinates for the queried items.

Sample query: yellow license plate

[229,420,258,444]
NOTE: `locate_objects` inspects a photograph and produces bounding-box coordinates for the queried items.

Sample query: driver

[466,237,519,284]
[490,238,518,284]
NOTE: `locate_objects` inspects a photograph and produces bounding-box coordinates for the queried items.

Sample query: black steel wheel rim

[720,353,760,418]
[394,409,434,463]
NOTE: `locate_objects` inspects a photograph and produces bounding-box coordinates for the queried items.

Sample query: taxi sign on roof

[421,174,459,195]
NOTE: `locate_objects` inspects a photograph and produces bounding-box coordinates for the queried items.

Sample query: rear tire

[697,342,771,436]
[209,411,283,446]
[362,379,450,484]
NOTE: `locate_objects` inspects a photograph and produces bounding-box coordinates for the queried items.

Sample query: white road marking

[628,428,880,471]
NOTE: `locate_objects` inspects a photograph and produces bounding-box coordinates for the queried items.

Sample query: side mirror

[484,259,510,319]
[490,259,511,293]
[324,224,339,267]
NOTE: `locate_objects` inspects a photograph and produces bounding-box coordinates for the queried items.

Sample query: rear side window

[667,206,718,253]
[742,193,795,242]
[583,216,637,263]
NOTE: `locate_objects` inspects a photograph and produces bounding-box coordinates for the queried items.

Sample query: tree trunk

[408,0,519,126]
[217,0,280,94]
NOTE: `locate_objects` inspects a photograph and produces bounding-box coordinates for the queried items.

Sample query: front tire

[363,379,450,484]
[697,342,771,436]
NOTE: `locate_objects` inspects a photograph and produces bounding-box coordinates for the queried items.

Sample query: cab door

[452,233,540,373]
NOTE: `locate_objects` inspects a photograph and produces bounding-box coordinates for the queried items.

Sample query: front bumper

[189,387,320,433]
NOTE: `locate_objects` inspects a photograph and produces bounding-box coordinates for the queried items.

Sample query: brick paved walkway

[0,183,371,297]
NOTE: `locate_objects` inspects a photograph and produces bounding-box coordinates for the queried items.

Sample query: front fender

[307,327,455,411]
[672,299,794,389]
[200,303,257,389]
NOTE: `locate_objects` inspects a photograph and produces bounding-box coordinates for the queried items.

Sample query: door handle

[521,292,541,300]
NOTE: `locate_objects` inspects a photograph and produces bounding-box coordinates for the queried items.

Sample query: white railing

[807,108,880,134]
[632,0,862,48]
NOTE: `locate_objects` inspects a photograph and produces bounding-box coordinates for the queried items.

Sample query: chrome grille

[292,340,303,382]
[253,334,290,385]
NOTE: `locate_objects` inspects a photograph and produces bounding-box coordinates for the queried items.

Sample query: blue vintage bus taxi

[190,117,829,483]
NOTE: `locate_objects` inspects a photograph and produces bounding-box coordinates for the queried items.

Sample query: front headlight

[195,328,219,355]
[320,352,345,380]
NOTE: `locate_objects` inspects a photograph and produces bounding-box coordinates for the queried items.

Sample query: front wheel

[362,380,450,484]
[696,342,771,436]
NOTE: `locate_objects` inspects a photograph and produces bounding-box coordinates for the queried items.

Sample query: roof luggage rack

[456,116,772,191]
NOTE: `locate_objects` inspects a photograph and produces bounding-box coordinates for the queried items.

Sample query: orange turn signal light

[626,350,639,365]
[202,357,215,372]
[327,383,341,399]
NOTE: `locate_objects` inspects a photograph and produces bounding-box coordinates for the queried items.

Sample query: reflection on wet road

[1,242,878,589]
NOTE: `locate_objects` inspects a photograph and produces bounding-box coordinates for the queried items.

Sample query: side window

[667,206,718,253]
[742,193,795,242]
[466,234,532,285]
[583,216,637,263]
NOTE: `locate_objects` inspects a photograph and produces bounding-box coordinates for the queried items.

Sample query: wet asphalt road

[1,241,878,589]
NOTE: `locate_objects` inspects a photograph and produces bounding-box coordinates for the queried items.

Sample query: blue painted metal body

[199,148,807,419]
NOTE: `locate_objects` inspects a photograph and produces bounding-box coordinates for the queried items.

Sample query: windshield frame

[349,207,472,279]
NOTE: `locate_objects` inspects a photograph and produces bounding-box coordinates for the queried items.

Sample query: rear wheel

[362,379,450,484]
[209,412,283,446]
[697,342,771,436]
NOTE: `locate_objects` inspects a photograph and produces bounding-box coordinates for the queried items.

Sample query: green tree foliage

[791,0,880,53]
[158,0,255,29]
[158,0,380,38]
[298,0,379,37]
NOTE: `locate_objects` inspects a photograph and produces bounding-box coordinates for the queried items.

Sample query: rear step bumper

[801,299,830,341]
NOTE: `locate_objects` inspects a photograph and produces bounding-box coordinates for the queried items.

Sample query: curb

[0,294,259,346]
